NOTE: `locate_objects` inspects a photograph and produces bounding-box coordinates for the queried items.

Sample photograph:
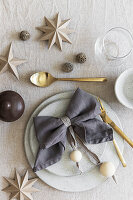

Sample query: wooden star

[2,170,40,200]
[37,13,73,50]
[0,43,26,80]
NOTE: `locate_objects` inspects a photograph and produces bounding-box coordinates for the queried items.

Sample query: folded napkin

[33,88,113,172]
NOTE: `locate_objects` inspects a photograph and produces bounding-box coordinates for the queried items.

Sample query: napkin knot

[61,116,71,127]
[61,116,77,150]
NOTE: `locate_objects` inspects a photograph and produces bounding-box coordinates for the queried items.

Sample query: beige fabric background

[0,0,133,199]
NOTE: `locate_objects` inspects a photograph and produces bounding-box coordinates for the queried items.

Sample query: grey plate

[24,91,124,192]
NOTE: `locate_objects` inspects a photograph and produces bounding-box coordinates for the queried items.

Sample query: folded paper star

[37,13,73,50]
[2,170,40,200]
[0,43,26,80]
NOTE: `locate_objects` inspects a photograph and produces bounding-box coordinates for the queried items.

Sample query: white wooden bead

[70,150,82,162]
[100,162,115,177]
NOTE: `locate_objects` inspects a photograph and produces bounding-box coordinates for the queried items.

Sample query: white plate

[115,68,133,109]
[29,98,106,177]
[24,91,124,192]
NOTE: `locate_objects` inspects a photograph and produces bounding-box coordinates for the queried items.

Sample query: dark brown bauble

[0,91,25,122]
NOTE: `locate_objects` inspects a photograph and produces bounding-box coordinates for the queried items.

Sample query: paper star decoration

[37,13,73,50]
[2,170,40,200]
[0,43,26,80]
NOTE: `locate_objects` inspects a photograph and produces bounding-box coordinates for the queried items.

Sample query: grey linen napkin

[33,88,113,172]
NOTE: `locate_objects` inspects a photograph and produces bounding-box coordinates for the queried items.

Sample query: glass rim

[103,27,133,59]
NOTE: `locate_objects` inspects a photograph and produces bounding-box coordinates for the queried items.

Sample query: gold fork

[97,98,127,167]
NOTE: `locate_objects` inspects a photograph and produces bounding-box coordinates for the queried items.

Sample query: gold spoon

[30,72,107,87]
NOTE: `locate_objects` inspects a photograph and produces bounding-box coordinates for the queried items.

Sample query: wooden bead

[100,162,115,177]
[70,150,82,162]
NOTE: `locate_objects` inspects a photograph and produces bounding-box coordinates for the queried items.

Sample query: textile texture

[0,0,133,199]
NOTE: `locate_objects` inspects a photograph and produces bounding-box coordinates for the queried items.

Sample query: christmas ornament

[0,43,26,79]
[37,13,73,50]
[0,90,25,122]
[76,53,86,63]
[2,169,40,200]
[19,31,30,41]
[62,62,73,72]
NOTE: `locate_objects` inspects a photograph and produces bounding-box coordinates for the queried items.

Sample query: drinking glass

[95,27,133,67]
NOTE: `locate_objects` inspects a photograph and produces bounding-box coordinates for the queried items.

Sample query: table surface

[0,0,133,199]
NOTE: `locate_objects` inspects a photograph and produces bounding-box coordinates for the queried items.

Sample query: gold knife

[97,98,128,167]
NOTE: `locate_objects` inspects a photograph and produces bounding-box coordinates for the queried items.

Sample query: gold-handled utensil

[97,98,133,148]
[30,72,107,87]
[113,139,126,167]
[97,98,127,167]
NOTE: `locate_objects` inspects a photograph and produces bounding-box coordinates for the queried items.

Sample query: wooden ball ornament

[100,162,115,177]
[70,150,82,162]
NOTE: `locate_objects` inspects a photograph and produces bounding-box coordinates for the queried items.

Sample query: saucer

[115,68,133,109]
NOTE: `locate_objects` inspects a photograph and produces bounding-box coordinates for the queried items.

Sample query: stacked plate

[24,91,124,192]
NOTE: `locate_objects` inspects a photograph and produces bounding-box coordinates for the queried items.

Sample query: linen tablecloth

[0,0,133,199]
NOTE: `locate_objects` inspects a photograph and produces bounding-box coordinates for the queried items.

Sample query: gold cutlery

[30,72,107,87]
[98,98,127,167]
[113,139,126,167]
[98,98,133,148]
